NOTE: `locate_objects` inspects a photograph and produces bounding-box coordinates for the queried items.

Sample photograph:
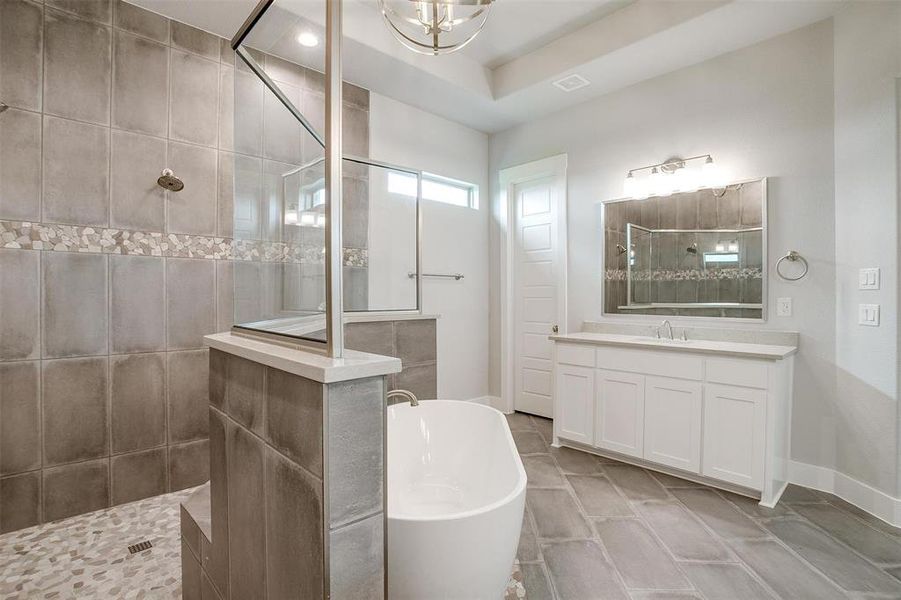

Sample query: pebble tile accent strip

[0,221,367,267]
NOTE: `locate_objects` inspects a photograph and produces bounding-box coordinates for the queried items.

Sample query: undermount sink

[627,336,692,344]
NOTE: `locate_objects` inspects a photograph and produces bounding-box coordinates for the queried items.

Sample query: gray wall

[0,0,370,532]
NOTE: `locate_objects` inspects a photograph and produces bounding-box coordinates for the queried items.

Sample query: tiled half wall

[0,0,370,532]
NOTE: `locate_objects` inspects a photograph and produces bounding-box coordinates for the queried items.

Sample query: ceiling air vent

[552,74,590,92]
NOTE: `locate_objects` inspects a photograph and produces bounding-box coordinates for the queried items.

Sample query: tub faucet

[388,389,419,407]
[658,320,674,340]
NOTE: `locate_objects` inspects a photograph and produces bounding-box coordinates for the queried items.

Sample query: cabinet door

[554,364,594,444]
[644,376,702,473]
[595,370,644,457]
[703,383,766,490]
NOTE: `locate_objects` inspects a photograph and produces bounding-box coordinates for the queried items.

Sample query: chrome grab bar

[407,272,464,281]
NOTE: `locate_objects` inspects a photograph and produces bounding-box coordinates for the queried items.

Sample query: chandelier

[378,0,495,56]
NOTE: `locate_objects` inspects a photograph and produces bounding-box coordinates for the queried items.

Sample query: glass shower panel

[627,224,652,305]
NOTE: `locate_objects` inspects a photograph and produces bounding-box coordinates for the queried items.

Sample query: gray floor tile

[718,490,793,518]
[888,566,901,582]
[542,540,629,600]
[605,464,670,501]
[593,518,691,590]
[521,563,556,600]
[531,416,554,442]
[629,593,701,600]
[636,502,733,561]
[648,470,705,489]
[527,489,592,539]
[763,518,901,594]
[505,411,536,431]
[523,455,566,488]
[671,489,767,539]
[567,475,633,517]
[791,502,901,564]
[550,446,604,474]
[518,506,540,562]
[513,431,548,454]
[824,495,901,540]
[729,539,848,600]
[680,563,774,600]
[779,484,825,503]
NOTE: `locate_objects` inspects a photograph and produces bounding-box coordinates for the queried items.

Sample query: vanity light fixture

[622,155,724,199]
[378,0,494,56]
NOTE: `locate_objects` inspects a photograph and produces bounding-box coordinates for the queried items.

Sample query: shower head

[157,168,184,192]
[0,102,9,115]
[686,243,698,255]
[615,244,627,255]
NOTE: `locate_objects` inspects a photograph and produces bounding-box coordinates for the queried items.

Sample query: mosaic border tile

[0,221,367,267]
[605,267,762,281]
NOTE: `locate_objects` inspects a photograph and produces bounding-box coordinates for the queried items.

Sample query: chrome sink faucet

[388,389,419,407]
[657,320,674,340]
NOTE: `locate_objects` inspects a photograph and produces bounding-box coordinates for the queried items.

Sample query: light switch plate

[859,268,880,290]
[859,304,880,326]
[776,297,792,317]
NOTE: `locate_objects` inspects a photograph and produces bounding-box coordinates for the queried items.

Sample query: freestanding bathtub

[387,400,527,600]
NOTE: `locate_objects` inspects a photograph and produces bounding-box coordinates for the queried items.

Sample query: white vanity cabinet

[551,335,796,506]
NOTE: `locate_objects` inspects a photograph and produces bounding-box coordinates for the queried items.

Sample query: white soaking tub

[387,400,527,600]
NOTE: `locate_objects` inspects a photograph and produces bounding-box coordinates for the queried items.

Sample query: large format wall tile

[112,30,168,137]
[113,0,168,43]
[233,70,265,156]
[42,116,110,227]
[227,423,267,599]
[42,458,110,522]
[0,471,41,533]
[110,353,166,453]
[0,249,40,360]
[169,439,210,491]
[0,107,42,221]
[0,0,43,112]
[394,363,437,400]
[263,82,302,164]
[110,130,167,231]
[0,361,41,476]
[168,350,211,443]
[218,153,263,240]
[46,0,112,24]
[265,447,324,599]
[166,258,216,349]
[170,21,219,61]
[43,9,111,125]
[266,368,323,477]
[208,408,230,596]
[111,447,167,505]
[328,377,383,527]
[395,320,437,365]
[225,354,265,435]
[329,513,383,600]
[42,357,109,466]
[110,254,166,353]
[166,142,217,236]
[169,50,219,147]
[42,252,108,358]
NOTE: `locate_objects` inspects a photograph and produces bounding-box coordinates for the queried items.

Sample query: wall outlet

[859,268,880,290]
[859,304,880,326]
[776,297,792,317]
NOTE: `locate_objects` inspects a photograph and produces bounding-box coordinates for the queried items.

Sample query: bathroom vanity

[550,328,797,506]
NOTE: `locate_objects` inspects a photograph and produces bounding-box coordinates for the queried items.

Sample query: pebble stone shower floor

[3,413,901,599]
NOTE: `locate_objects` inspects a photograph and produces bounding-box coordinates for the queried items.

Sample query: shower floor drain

[128,541,153,554]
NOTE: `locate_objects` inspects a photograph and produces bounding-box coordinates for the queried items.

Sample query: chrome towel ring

[776,250,808,281]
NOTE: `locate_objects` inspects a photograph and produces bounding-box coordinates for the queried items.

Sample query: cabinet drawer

[596,347,702,381]
[556,343,596,367]
[706,357,768,389]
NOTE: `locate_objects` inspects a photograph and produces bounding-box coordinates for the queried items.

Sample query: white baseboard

[789,460,901,528]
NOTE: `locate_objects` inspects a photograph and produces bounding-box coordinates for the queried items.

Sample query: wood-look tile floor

[508,412,901,600]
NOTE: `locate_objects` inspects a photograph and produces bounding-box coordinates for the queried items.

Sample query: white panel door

[514,177,561,417]
[595,370,645,458]
[703,383,767,490]
[554,364,594,444]
[644,376,702,473]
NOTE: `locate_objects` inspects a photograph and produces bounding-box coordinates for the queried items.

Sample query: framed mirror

[602,178,766,319]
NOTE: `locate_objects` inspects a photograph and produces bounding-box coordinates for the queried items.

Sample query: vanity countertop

[550,331,797,360]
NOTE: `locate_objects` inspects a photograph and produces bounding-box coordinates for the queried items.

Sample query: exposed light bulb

[702,156,722,188]
[649,167,670,197]
[296,31,319,47]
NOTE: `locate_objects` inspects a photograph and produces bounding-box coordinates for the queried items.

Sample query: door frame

[499,154,568,415]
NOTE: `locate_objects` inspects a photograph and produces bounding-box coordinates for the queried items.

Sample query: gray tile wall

[203,349,384,600]
[0,0,370,533]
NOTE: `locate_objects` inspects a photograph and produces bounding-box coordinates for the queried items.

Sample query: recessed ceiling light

[552,74,590,93]
[297,32,319,47]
